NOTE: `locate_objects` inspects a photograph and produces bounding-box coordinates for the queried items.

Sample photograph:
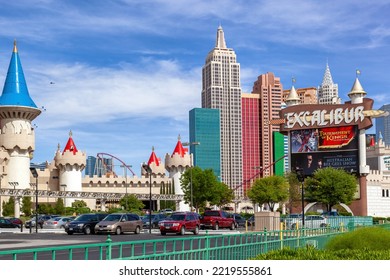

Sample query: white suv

[290,215,328,229]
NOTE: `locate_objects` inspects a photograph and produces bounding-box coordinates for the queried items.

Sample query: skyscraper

[318,63,340,104]
[251,72,283,178]
[242,93,261,195]
[189,108,221,178]
[376,104,390,145]
[201,25,242,196]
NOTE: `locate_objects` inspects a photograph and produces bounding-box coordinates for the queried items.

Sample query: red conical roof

[147,147,160,166]
[62,131,78,155]
[369,136,375,147]
[172,139,188,157]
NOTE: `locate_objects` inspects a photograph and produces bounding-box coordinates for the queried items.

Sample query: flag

[356,69,361,76]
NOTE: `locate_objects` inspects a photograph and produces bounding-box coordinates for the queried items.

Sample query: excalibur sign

[269,98,388,132]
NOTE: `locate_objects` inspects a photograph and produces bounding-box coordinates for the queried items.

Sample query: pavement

[0,228,244,250]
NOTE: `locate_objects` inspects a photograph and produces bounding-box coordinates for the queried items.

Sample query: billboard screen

[290,126,359,176]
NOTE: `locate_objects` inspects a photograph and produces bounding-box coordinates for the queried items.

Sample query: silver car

[290,215,328,229]
[95,213,143,235]
[43,216,75,229]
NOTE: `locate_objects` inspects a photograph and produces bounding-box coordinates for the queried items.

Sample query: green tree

[247,175,289,211]
[2,197,14,216]
[304,167,357,212]
[38,203,54,214]
[209,181,234,207]
[54,198,65,215]
[72,200,90,214]
[21,196,32,217]
[120,194,145,214]
[180,167,218,212]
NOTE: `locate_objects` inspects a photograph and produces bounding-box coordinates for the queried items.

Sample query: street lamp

[295,167,305,227]
[60,184,67,212]
[121,164,131,211]
[30,167,39,233]
[8,182,19,217]
[142,163,152,234]
[182,141,200,211]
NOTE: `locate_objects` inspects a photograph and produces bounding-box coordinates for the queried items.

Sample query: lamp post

[142,163,153,234]
[182,141,200,212]
[60,184,67,213]
[121,164,131,211]
[8,182,19,217]
[30,167,39,233]
[295,167,305,227]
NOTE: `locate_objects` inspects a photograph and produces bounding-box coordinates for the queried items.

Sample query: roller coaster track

[95,152,136,177]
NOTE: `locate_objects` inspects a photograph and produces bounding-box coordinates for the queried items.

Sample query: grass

[252,226,390,260]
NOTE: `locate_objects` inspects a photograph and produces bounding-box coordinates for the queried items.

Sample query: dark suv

[25,215,60,229]
[65,213,107,235]
[159,211,200,235]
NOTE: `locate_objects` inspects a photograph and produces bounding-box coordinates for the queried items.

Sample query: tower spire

[321,62,334,86]
[0,41,38,108]
[215,25,227,49]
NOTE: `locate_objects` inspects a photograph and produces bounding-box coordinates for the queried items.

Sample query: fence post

[205,230,210,260]
[264,228,268,253]
[106,234,112,260]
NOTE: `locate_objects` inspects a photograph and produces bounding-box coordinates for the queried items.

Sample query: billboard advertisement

[290,126,359,176]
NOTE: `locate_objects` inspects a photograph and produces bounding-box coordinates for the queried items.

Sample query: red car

[5,217,23,228]
[159,212,200,235]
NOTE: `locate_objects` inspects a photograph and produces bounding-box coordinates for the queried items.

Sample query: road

[0,227,246,255]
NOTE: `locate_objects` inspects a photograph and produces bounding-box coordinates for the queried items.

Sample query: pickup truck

[200,210,236,230]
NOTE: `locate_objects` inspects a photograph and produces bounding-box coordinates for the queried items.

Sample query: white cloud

[27,59,201,129]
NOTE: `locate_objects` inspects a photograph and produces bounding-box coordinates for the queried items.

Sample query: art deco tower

[201,25,242,196]
[318,63,340,104]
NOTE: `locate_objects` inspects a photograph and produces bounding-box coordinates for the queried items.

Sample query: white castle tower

[0,42,41,217]
[165,135,191,211]
[348,73,370,175]
[54,131,86,207]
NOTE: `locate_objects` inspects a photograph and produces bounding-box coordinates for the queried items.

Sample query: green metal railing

[0,226,352,260]
[0,216,380,260]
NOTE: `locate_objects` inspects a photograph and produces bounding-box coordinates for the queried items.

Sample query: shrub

[252,226,390,260]
[325,227,390,251]
[252,247,390,260]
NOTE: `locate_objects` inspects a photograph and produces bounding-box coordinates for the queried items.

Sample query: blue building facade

[189,108,221,180]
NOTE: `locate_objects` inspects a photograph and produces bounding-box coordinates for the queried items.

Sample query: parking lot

[0,227,243,251]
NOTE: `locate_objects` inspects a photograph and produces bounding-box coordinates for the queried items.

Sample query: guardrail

[0,225,360,260]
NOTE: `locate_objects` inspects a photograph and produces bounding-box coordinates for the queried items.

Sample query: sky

[0,0,389,177]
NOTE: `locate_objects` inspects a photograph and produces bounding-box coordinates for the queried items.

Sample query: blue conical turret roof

[0,41,37,108]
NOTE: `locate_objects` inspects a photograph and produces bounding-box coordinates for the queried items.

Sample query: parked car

[283,213,303,229]
[25,215,60,229]
[247,215,255,227]
[0,217,19,228]
[95,213,143,235]
[65,213,107,235]
[5,217,23,228]
[159,211,200,235]
[200,210,235,230]
[142,213,166,229]
[159,208,173,215]
[321,211,339,217]
[43,216,75,229]
[231,213,247,227]
[290,215,328,229]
